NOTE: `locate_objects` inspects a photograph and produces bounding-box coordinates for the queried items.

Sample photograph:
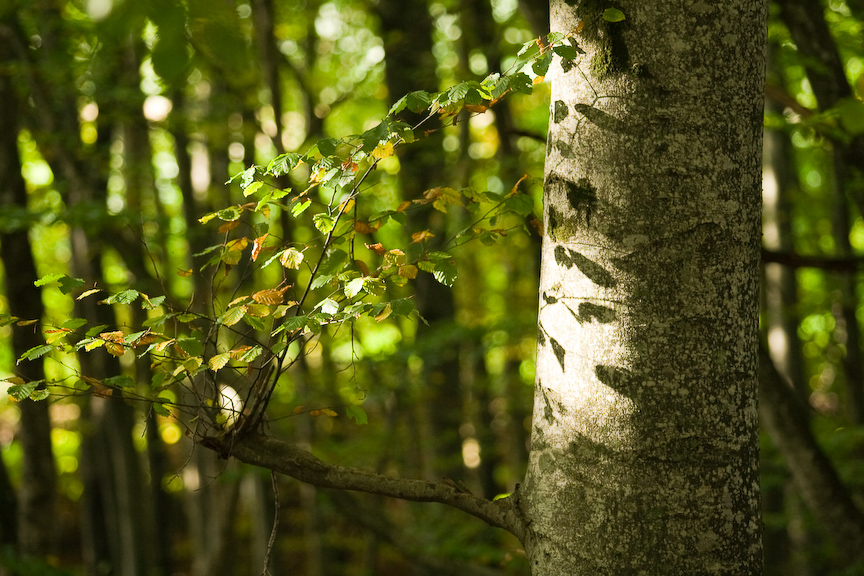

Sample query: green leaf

[62,318,89,330]
[533,51,553,77]
[34,273,64,287]
[291,199,312,217]
[391,298,414,317]
[837,98,864,135]
[7,382,40,401]
[29,389,50,401]
[239,166,256,188]
[152,400,171,416]
[103,290,141,305]
[103,375,135,389]
[317,138,338,157]
[177,337,204,357]
[602,8,625,22]
[58,276,85,295]
[346,405,368,425]
[20,344,53,362]
[267,153,304,176]
[553,45,579,61]
[432,260,457,287]
[221,306,246,327]
[216,206,243,222]
[243,181,264,197]
[242,314,267,331]
[313,213,336,234]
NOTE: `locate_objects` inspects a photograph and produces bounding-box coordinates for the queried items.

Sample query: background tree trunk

[521,2,766,573]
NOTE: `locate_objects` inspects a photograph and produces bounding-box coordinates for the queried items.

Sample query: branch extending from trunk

[199,432,528,543]
[761,249,864,272]
[758,347,864,562]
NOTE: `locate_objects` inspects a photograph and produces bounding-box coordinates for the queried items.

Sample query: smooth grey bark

[520,2,766,574]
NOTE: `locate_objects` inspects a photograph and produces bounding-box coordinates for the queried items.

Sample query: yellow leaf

[261,205,271,219]
[246,304,271,317]
[16,319,39,326]
[375,303,392,323]
[533,76,545,85]
[177,268,193,277]
[465,104,488,114]
[371,141,394,159]
[226,237,249,252]
[321,408,338,417]
[293,405,305,414]
[411,230,435,243]
[222,306,247,327]
[209,353,230,371]
[397,200,412,213]
[154,339,175,353]
[2,376,25,385]
[77,288,101,300]
[218,221,240,234]
[105,342,126,357]
[280,248,304,269]
[100,331,125,342]
[229,345,253,360]
[253,287,287,305]
[398,264,418,279]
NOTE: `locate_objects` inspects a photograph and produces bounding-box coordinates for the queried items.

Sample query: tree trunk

[0,26,57,558]
[521,2,766,574]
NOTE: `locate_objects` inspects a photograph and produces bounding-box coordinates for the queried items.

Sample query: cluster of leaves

[4,31,580,426]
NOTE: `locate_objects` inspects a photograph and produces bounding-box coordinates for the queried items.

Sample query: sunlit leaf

[319,298,339,315]
[19,344,53,362]
[105,342,126,357]
[209,353,230,371]
[602,7,625,22]
[222,306,247,326]
[372,141,394,159]
[398,264,418,279]
[291,199,312,217]
[243,180,264,197]
[313,213,335,234]
[344,277,366,298]
[34,273,64,287]
[253,287,287,305]
[251,233,269,261]
[280,247,304,269]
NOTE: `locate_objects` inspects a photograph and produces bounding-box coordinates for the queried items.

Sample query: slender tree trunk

[0,29,57,559]
[521,2,766,573]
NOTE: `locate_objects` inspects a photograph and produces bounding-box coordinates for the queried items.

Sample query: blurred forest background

[1,0,863,575]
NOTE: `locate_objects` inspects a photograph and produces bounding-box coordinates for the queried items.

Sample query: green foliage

[7,32,567,438]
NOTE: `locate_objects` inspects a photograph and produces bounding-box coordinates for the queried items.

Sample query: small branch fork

[199,431,529,544]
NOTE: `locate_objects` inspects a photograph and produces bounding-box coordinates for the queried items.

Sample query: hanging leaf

[243,181,264,197]
[372,141,395,159]
[221,306,247,327]
[280,247,305,269]
[346,405,368,425]
[253,287,287,305]
[218,220,240,234]
[209,353,231,371]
